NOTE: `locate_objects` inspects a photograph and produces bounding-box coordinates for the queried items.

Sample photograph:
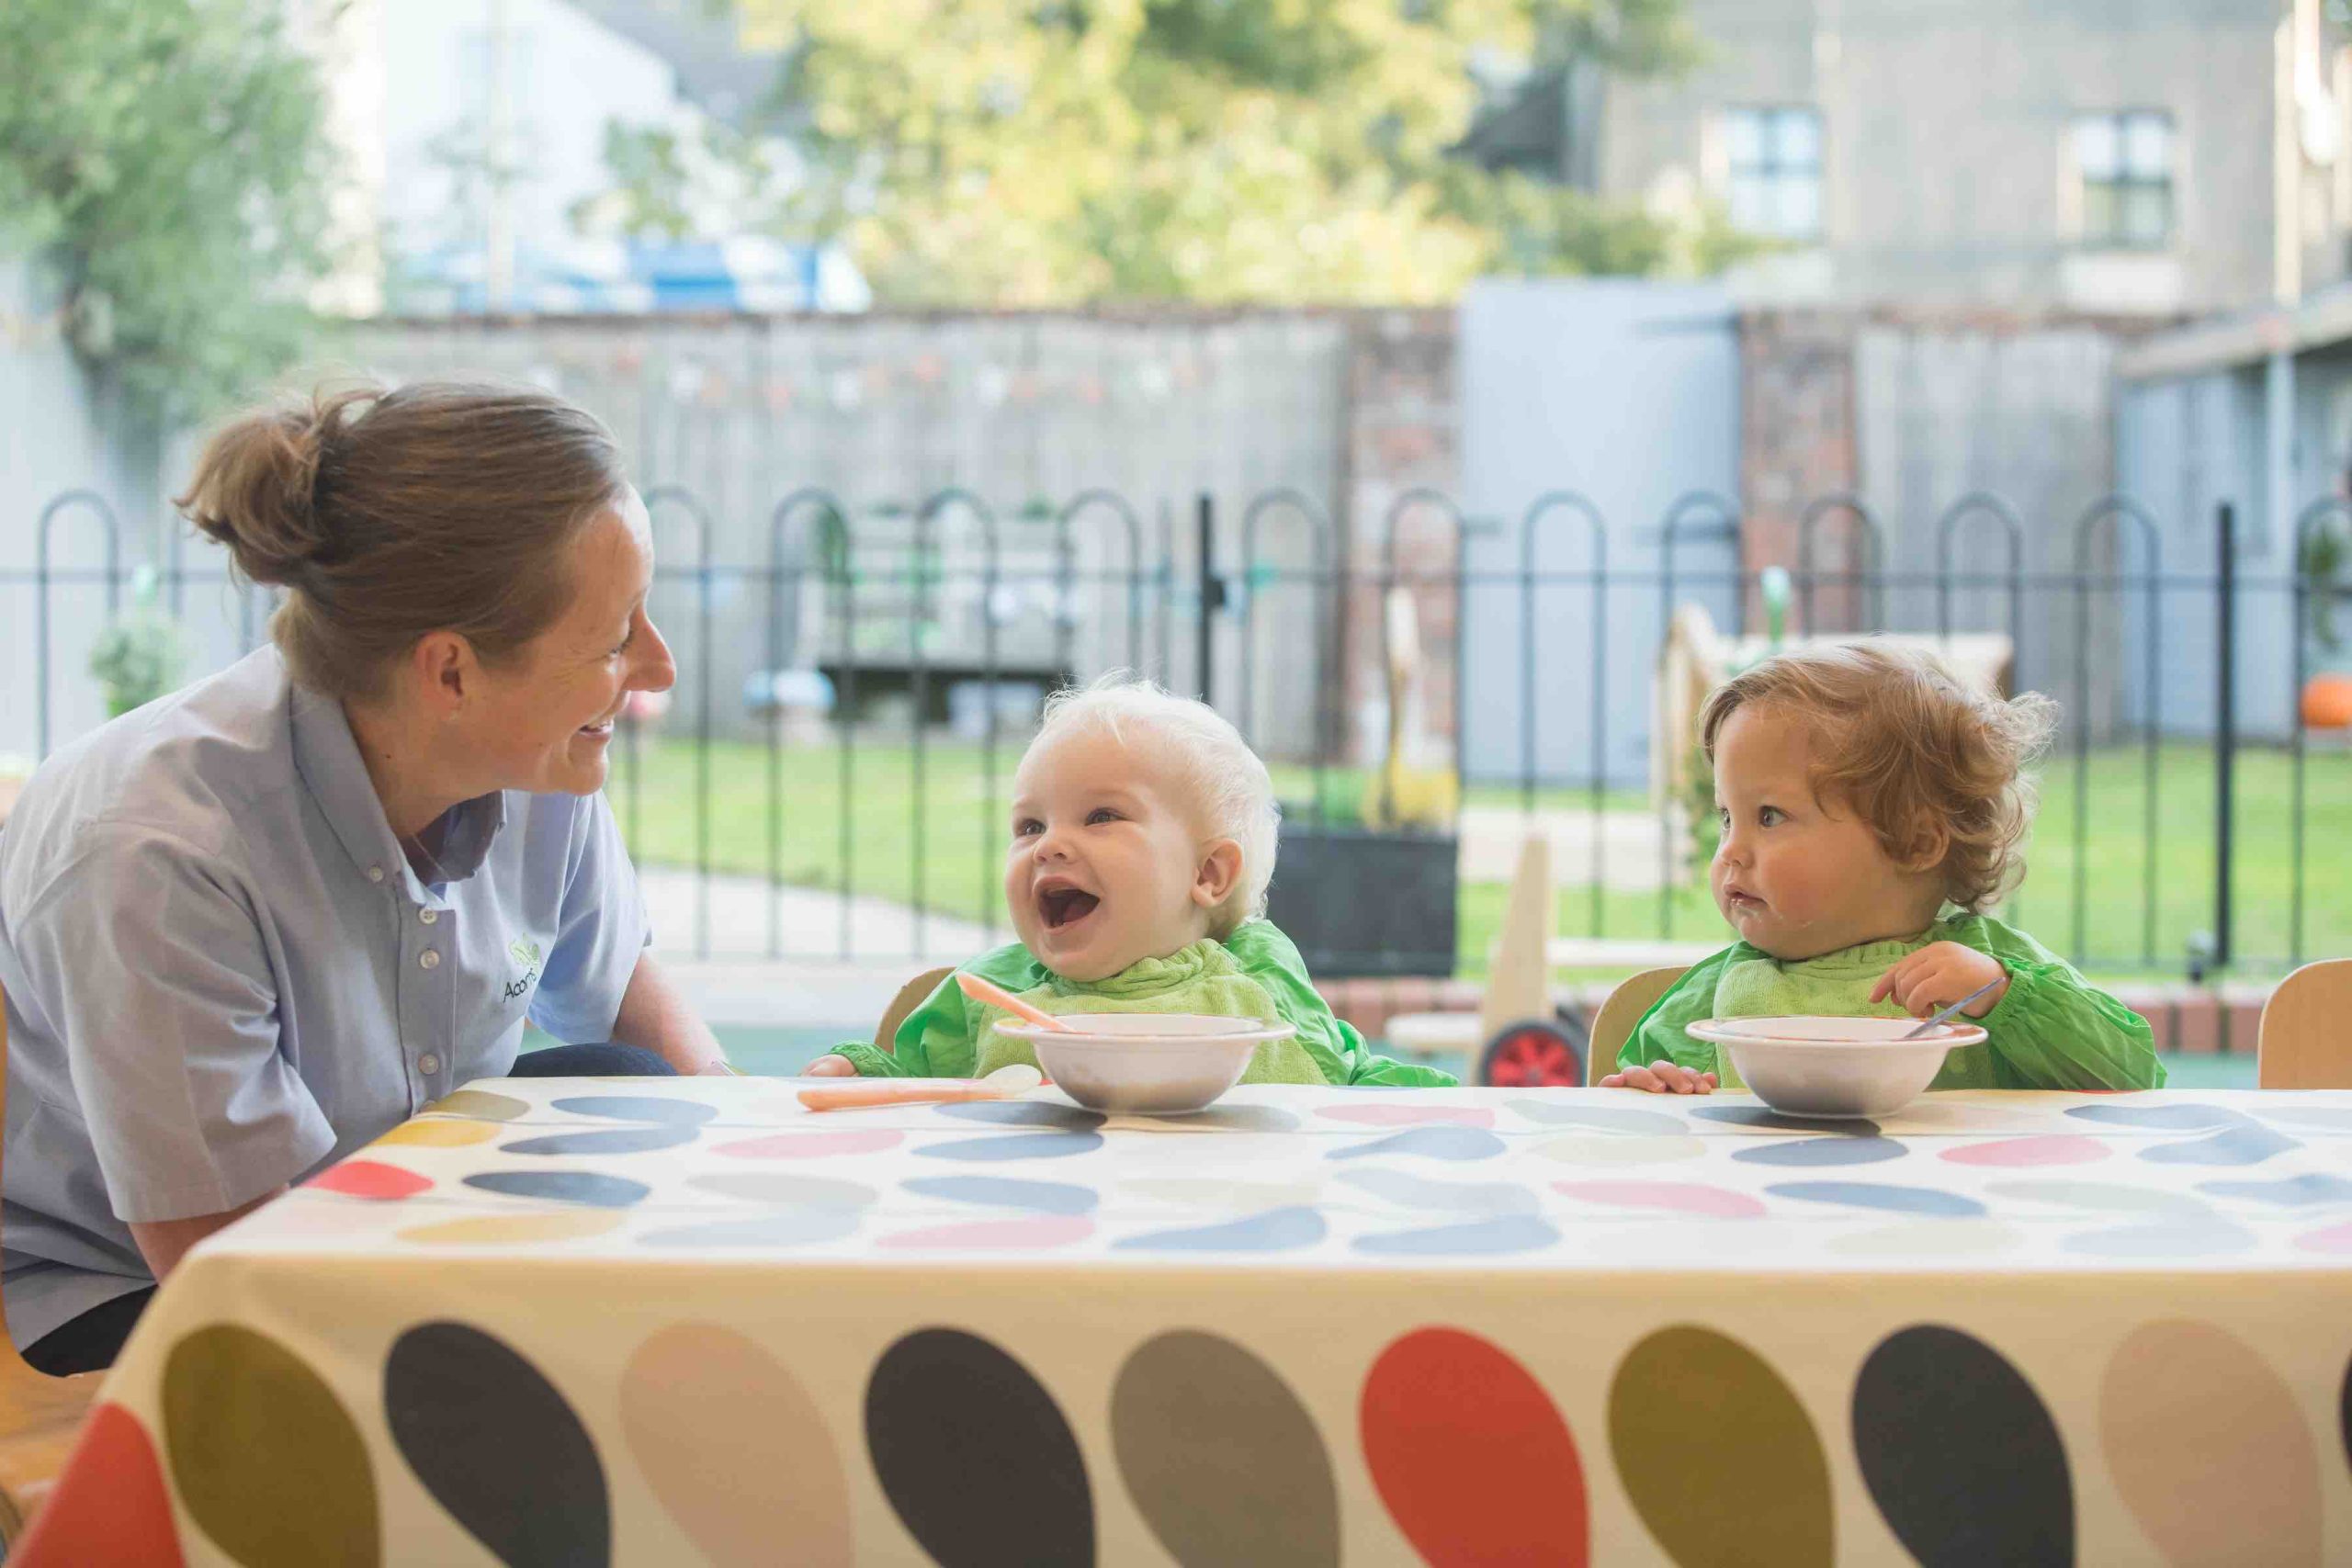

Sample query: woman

[0,381,729,1373]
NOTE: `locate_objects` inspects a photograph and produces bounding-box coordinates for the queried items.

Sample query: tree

[608,0,1732,305]
[0,0,340,423]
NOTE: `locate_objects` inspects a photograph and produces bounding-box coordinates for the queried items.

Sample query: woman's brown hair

[175,380,628,702]
[1698,641,2059,912]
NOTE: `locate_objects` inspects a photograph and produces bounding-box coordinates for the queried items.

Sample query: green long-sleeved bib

[1617,912,2165,1091]
[832,919,1458,1087]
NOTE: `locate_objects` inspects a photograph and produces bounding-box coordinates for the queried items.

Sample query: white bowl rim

[1683,1016,1987,1050]
[997,1015,1298,1048]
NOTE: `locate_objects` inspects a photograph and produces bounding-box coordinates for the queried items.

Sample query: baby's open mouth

[1038,886,1101,931]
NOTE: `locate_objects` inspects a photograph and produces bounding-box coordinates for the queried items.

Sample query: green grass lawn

[608,733,2347,981]
[605,734,1638,937]
[1460,741,2348,982]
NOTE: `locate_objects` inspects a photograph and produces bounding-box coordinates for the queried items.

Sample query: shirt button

[420,908,438,925]
[368,864,385,883]
[419,1053,442,1076]
[419,949,440,971]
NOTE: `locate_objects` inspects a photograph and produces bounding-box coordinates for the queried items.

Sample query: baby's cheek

[1783,871,1835,922]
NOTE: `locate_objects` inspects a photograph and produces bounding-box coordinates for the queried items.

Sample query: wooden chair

[2258,959,2352,1089]
[1585,966,1690,1088]
[0,980,104,1546]
[876,967,954,1054]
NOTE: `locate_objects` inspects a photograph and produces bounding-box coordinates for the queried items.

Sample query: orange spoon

[955,971,1076,1032]
[798,1061,1045,1112]
[798,1079,1013,1112]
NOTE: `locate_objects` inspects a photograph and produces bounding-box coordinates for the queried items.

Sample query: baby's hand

[1871,942,2008,1019]
[802,1055,856,1077]
[1599,1060,1719,1094]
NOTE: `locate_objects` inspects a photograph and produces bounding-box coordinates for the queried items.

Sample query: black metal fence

[7,484,2346,984]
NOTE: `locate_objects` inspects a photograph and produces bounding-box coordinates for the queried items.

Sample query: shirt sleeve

[831,975,958,1078]
[1228,922,1460,1088]
[9,825,335,1224]
[530,793,650,1043]
[1954,915,2165,1089]
[1617,944,1744,1075]
[830,1041,914,1077]
[834,943,1044,1079]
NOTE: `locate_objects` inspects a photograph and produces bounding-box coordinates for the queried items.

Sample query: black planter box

[1265,820,1459,978]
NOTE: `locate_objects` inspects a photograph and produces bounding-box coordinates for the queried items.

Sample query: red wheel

[1477,1021,1586,1088]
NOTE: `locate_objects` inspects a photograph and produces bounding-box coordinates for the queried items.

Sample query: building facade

[1470,0,2347,319]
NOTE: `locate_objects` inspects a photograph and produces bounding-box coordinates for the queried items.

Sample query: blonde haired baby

[1604,641,2162,1094]
[808,676,1453,1086]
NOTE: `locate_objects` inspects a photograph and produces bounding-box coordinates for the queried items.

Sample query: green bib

[1707,934,1927,1088]
[967,940,1328,1086]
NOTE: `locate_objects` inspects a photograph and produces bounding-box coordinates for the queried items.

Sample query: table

[21,1082,2352,1566]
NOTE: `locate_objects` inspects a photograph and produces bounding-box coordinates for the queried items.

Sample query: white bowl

[1682,1016,1989,1119]
[994,1014,1295,1114]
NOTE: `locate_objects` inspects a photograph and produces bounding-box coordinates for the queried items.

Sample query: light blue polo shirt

[0,648,649,1346]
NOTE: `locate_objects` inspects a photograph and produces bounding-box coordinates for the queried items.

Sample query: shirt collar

[288,677,505,897]
[427,788,507,886]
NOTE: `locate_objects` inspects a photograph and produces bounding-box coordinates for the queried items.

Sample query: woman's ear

[1192,839,1243,910]
[409,631,474,718]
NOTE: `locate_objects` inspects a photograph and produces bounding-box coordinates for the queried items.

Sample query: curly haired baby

[1604,641,2163,1095]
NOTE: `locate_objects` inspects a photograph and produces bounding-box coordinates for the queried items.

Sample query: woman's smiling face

[1003,727,1224,982]
[459,488,675,798]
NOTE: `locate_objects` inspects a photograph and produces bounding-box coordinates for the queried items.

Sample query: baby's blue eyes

[1717,807,1788,828]
[1012,809,1123,838]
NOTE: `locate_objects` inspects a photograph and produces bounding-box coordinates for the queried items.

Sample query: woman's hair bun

[175,386,379,587]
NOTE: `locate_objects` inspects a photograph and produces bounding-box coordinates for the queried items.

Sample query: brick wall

[1737,311,1860,629]
[1335,310,1461,766]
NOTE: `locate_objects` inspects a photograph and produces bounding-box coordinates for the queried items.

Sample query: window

[2074,111,2173,249]
[1722,106,1823,242]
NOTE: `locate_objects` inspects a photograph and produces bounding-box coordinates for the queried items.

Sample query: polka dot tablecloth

[23,1083,2352,1566]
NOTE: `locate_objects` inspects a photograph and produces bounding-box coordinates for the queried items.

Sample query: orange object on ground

[2301,672,2352,729]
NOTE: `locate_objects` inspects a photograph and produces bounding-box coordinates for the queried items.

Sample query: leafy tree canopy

[593,0,1747,305]
[0,0,339,421]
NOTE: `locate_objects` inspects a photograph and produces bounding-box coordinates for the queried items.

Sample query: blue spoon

[1902,976,2003,1039]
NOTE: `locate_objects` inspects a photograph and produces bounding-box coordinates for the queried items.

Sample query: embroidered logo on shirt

[506,937,542,1000]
